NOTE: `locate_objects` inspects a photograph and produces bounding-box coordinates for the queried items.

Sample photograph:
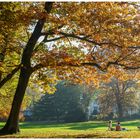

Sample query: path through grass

[0,120,140,138]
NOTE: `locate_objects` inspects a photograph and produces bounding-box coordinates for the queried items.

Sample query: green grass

[0,120,140,138]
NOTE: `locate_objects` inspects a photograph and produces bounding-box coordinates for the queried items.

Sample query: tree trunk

[116,98,123,119]
[0,67,32,134]
[113,80,124,119]
[115,92,123,119]
[0,17,45,133]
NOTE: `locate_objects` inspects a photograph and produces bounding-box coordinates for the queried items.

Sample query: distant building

[87,100,99,120]
[87,99,139,120]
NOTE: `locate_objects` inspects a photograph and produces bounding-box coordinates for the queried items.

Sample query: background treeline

[27,81,93,123]
[0,79,140,123]
[24,78,140,123]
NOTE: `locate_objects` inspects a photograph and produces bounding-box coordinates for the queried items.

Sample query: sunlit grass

[0,120,140,138]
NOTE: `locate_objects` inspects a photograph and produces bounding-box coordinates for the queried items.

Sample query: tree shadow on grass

[20,120,140,131]
[20,121,67,129]
[122,121,140,126]
[68,122,106,130]
[20,121,106,130]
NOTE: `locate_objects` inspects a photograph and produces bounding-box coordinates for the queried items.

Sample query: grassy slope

[0,120,140,138]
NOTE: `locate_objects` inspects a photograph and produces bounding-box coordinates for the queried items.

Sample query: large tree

[0,2,53,134]
[31,81,88,123]
[98,77,140,119]
[0,2,140,134]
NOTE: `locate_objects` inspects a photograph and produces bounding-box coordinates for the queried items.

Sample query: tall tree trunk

[0,2,53,135]
[116,97,123,119]
[113,80,124,119]
[115,92,123,118]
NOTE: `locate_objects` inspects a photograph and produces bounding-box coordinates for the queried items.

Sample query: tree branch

[32,63,44,72]
[42,36,64,43]
[128,46,140,49]
[42,31,140,51]
[0,64,21,88]
[106,61,140,70]
[118,49,137,62]
[41,31,123,48]
[32,61,103,72]
[81,62,103,70]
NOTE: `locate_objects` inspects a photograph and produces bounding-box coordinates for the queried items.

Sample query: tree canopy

[0,2,140,134]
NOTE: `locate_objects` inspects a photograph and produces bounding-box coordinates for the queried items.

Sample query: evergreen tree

[31,81,87,122]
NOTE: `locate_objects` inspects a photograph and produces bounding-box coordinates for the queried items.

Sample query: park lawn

[0,120,140,138]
